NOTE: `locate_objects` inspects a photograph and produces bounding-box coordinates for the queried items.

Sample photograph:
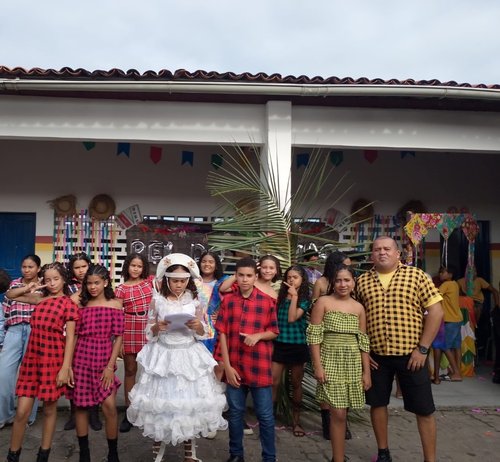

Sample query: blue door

[0,213,36,283]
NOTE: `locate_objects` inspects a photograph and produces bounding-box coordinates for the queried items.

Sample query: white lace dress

[127,289,227,445]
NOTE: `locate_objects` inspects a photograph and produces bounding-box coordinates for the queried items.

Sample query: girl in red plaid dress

[114,253,153,433]
[71,264,124,462]
[4,262,78,462]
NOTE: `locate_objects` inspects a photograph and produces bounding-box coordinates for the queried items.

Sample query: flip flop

[293,424,305,437]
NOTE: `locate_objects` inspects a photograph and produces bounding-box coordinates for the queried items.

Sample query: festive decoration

[363,150,378,164]
[117,142,130,157]
[329,150,344,167]
[182,150,194,166]
[89,194,116,220]
[296,153,310,168]
[211,153,223,170]
[48,194,77,217]
[150,146,162,164]
[400,150,416,159]
[436,214,464,267]
[403,213,479,277]
[115,204,142,230]
[82,141,96,151]
[404,214,429,246]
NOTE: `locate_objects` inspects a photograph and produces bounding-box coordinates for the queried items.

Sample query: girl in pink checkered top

[70,264,124,462]
[114,253,154,433]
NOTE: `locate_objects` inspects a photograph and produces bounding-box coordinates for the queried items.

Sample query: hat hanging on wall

[350,198,374,222]
[89,194,116,220]
[396,200,427,226]
[48,194,77,217]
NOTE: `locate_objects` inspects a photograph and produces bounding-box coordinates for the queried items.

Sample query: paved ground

[1,364,499,461]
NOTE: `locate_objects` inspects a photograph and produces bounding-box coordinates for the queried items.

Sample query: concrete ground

[0,363,498,461]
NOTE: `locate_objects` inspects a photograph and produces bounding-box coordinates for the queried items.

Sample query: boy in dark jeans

[216,257,279,462]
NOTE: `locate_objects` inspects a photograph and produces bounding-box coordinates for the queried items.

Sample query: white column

[261,101,292,214]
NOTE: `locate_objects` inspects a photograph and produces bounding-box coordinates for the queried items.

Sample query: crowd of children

[1,246,492,462]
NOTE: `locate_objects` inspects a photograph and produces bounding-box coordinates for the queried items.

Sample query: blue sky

[2,0,499,84]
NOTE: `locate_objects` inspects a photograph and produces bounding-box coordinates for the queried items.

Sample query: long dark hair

[326,264,356,296]
[80,264,115,306]
[39,262,71,296]
[121,253,149,281]
[198,251,224,280]
[21,254,42,278]
[322,251,349,280]
[160,264,198,299]
[277,265,310,307]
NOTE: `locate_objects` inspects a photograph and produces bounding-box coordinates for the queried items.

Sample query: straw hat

[351,198,374,222]
[89,194,116,220]
[48,194,77,216]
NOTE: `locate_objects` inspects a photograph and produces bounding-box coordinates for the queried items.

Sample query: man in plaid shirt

[356,236,443,462]
[216,257,279,462]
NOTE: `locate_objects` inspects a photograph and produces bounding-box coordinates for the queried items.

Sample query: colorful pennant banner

[117,142,131,158]
[150,146,162,164]
[211,153,223,170]
[82,141,96,151]
[330,150,344,167]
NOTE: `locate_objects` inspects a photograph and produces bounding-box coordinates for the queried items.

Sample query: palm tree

[206,145,369,424]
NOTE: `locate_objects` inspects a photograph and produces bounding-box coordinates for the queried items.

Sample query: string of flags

[82,142,224,169]
[296,150,418,168]
[83,142,417,169]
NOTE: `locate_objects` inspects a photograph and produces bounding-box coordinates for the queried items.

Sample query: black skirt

[272,341,310,364]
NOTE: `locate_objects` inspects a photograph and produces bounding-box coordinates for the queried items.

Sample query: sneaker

[243,422,253,435]
[119,415,133,433]
[0,420,13,430]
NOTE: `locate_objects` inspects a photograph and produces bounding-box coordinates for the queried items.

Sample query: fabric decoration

[211,153,223,170]
[150,146,162,164]
[182,150,194,166]
[462,215,480,296]
[329,150,344,167]
[363,150,378,164]
[404,214,428,246]
[296,153,310,168]
[400,151,416,159]
[117,142,131,157]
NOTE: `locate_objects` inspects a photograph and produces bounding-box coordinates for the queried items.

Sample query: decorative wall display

[329,150,344,167]
[182,150,194,166]
[53,211,126,286]
[88,194,116,220]
[48,194,77,217]
[115,204,142,230]
[363,149,378,164]
[296,153,310,168]
[82,141,96,151]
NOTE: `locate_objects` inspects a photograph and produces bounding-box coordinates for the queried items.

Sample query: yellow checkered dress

[307,311,369,409]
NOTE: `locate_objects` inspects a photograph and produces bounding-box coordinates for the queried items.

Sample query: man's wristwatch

[417,344,429,355]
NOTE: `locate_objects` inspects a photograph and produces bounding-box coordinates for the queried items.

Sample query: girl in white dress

[127,253,227,462]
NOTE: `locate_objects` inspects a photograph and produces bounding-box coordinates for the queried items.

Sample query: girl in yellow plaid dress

[307,265,371,462]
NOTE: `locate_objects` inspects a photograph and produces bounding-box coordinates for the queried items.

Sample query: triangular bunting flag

[117,142,131,157]
[83,141,96,151]
[330,150,344,167]
[296,153,310,168]
[364,150,378,164]
[182,150,194,166]
[150,146,162,164]
[211,153,223,170]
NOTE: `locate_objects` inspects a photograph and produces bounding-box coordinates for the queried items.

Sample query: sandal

[293,424,305,437]
[184,440,202,462]
[152,441,166,462]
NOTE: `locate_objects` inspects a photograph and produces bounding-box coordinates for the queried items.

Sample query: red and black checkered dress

[70,305,125,407]
[16,296,78,401]
[115,276,153,354]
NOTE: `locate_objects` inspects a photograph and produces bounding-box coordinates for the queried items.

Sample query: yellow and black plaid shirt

[356,263,442,356]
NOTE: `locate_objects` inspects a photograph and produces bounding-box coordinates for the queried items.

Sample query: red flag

[150,146,162,164]
[364,150,378,164]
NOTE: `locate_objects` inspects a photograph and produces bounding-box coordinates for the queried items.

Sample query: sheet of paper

[164,312,195,330]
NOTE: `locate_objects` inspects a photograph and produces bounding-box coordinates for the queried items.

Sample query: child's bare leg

[40,400,57,450]
[9,396,34,450]
[102,393,119,439]
[432,349,442,384]
[271,361,285,403]
[331,408,347,462]
[290,363,305,436]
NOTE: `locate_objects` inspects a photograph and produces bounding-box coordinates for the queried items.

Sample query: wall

[0,139,499,287]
